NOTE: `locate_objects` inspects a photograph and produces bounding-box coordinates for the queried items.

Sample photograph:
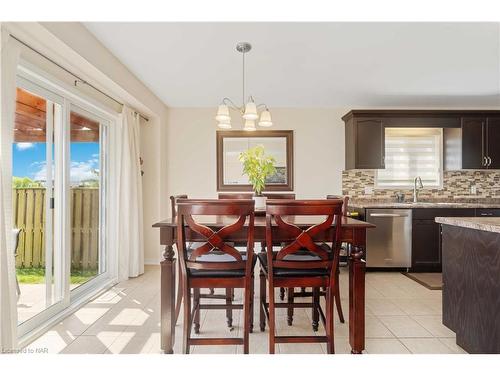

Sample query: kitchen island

[436,216,500,354]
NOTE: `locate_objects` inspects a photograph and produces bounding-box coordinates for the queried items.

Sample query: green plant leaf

[239,144,277,195]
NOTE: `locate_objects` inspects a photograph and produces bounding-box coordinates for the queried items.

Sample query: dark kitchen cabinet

[462,116,500,169]
[411,208,475,272]
[342,110,500,171]
[475,208,500,217]
[461,117,486,169]
[486,117,500,169]
[344,116,384,169]
[412,220,441,272]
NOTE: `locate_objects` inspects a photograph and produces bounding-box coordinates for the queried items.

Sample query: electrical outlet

[364,186,374,195]
[470,185,477,195]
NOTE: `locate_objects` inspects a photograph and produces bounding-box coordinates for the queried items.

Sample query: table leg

[348,238,366,354]
[161,242,176,354]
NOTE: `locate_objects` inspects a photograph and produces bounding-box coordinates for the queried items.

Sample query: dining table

[153,212,375,354]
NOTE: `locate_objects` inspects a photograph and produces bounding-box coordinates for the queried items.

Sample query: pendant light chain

[242,50,245,109]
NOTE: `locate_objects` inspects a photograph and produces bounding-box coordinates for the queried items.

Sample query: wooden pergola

[14,88,100,143]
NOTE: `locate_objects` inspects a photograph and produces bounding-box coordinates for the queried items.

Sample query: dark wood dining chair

[326,195,349,323]
[258,199,343,354]
[263,194,297,302]
[262,193,296,200]
[327,195,349,216]
[216,193,254,316]
[171,194,188,219]
[171,195,188,324]
[218,193,253,199]
[219,193,295,304]
[287,195,349,327]
[12,228,22,298]
[176,199,256,354]
[170,195,234,329]
[218,192,296,200]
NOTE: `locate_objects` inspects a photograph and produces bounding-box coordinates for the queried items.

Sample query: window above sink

[375,128,443,189]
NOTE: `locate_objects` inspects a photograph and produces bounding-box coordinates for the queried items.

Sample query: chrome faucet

[413,176,424,203]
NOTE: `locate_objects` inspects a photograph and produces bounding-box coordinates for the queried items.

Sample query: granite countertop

[349,199,500,209]
[435,217,500,234]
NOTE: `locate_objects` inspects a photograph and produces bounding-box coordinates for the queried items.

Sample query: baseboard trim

[144,258,161,265]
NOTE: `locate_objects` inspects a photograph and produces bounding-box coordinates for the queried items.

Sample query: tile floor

[24,265,467,354]
[17,283,84,324]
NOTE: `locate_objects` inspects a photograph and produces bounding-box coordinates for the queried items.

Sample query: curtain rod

[10,34,150,122]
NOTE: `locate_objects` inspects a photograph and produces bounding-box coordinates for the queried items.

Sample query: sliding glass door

[13,82,65,326]
[69,106,107,291]
[14,67,111,339]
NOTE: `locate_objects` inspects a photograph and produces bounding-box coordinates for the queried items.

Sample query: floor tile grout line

[377,315,435,339]
[406,315,437,337]
[395,338,414,354]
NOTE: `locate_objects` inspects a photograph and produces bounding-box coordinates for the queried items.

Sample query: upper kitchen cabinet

[461,116,500,169]
[344,114,384,169]
[461,117,484,169]
[486,117,500,169]
[343,110,500,170]
[342,110,463,170]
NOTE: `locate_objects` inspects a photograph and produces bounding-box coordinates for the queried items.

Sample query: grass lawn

[16,268,96,285]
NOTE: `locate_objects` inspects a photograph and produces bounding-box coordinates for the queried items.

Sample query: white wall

[167,107,348,204]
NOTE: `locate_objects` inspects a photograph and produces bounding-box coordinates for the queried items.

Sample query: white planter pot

[253,195,267,210]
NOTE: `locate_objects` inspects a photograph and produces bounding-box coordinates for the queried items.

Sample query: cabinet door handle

[483,156,487,166]
[488,156,492,166]
[480,213,494,216]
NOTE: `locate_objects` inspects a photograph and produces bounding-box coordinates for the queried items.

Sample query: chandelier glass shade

[215,104,231,122]
[243,119,257,131]
[215,42,273,130]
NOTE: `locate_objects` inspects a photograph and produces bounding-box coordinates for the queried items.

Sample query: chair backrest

[12,229,21,255]
[218,193,296,200]
[218,193,253,199]
[170,194,188,219]
[326,195,349,216]
[265,199,343,276]
[176,199,255,276]
[262,193,296,199]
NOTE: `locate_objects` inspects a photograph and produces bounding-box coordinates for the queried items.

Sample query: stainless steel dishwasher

[366,209,412,268]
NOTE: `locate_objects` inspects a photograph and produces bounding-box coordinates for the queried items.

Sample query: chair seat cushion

[186,241,204,252]
[257,251,330,277]
[189,251,257,278]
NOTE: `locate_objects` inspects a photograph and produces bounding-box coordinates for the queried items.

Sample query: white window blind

[376,128,443,188]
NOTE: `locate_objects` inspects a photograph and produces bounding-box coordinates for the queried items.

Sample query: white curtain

[116,106,144,281]
[0,32,21,350]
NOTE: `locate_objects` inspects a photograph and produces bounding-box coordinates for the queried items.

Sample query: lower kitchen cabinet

[475,208,500,217]
[411,208,475,272]
[411,219,441,272]
[359,206,500,272]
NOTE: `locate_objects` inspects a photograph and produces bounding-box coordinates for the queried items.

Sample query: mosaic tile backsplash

[342,170,500,199]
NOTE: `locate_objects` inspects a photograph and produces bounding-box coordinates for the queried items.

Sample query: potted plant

[238,145,276,209]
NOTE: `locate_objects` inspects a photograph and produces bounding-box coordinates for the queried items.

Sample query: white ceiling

[84,22,500,108]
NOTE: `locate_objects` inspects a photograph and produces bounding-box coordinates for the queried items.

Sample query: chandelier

[215,42,273,130]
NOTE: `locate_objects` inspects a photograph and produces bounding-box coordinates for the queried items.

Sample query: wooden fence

[13,187,99,270]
